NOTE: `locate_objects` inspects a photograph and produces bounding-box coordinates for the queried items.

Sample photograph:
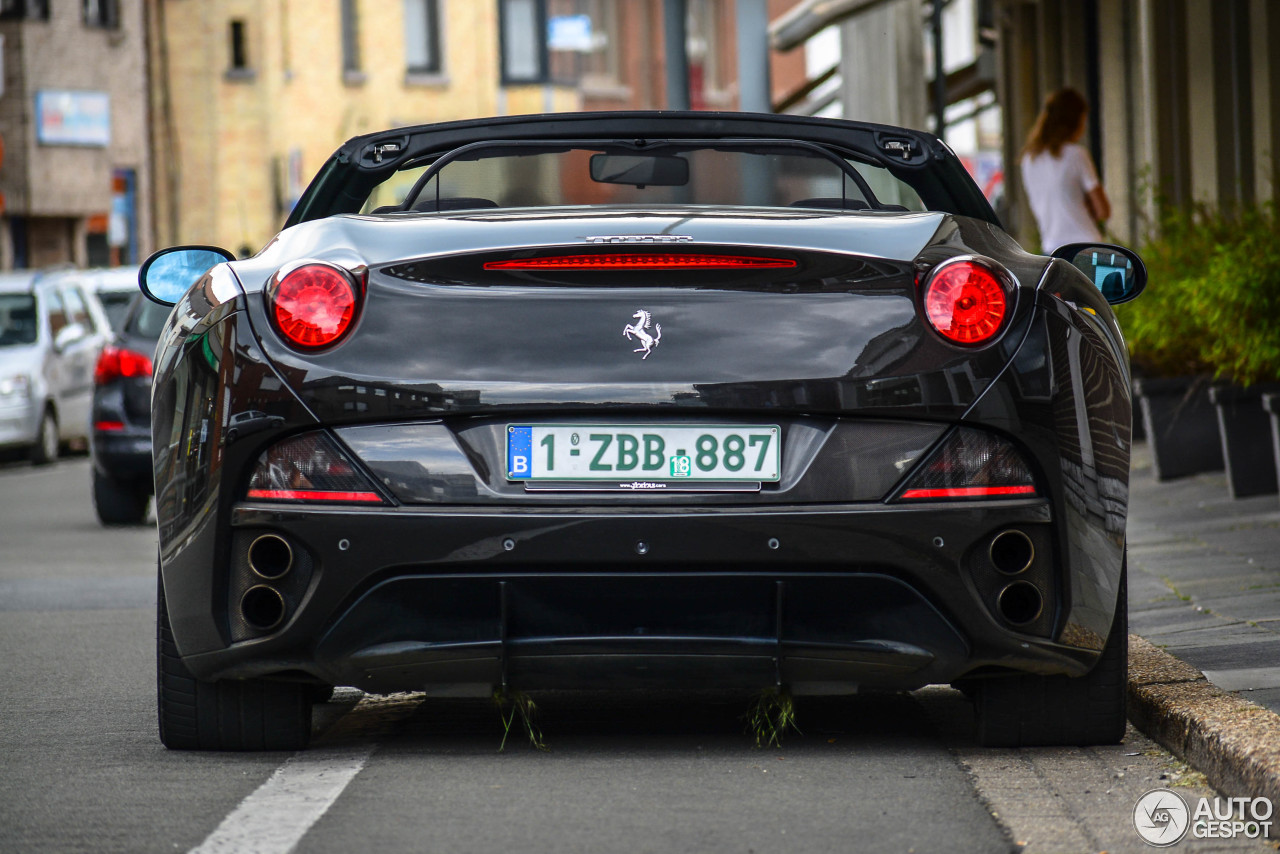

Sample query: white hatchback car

[0,271,112,463]
[79,266,143,333]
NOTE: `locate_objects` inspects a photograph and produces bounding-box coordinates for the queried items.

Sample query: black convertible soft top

[286,111,1000,229]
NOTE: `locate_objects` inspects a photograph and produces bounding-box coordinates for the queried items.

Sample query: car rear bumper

[91,429,154,481]
[169,499,1110,691]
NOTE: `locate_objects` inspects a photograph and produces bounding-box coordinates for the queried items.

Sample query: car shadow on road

[312,686,973,755]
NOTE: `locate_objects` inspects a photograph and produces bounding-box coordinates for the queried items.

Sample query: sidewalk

[1125,438,1280,799]
[1128,441,1280,707]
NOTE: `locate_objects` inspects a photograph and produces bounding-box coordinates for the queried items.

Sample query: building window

[0,0,49,20]
[229,19,250,72]
[546,0,618,87]
[403,0,441,76]
[686,0,725,108]
[83,0,119,29]
[341,0,362,75]
[499,0,547,84]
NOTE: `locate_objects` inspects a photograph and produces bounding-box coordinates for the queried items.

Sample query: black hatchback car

[140,112,1145,751]
[90,295,168,525]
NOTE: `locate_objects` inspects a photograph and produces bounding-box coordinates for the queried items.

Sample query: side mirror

[53,322,85,351]
[139,246,236,306]
[1051,243,1147,305]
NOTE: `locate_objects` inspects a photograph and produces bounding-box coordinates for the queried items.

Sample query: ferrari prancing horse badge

[622,309,662,359]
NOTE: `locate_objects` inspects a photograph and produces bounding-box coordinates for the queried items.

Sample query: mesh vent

[227,531,316,642]
[963,525,1057,638]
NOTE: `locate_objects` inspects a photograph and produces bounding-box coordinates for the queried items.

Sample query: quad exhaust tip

[997,581,1043,626]
[241,585,286,631]
[989,529,1035,576]
[248,534,293,580]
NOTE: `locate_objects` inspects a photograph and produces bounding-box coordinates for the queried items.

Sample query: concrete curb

[1128,634,1280,803]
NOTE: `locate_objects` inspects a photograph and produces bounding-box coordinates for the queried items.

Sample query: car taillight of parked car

[921,257,1012,346]
[266,263,362,350]
[94,345,154,385]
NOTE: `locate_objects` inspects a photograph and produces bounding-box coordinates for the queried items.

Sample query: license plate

[506,424,780,482]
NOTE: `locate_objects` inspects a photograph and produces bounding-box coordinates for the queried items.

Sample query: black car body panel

[147,113,1138,747]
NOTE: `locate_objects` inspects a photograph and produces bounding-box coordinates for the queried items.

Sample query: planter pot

[1133,376,1223,481]
[1209,384,1280,498]
[1264,394,1280,502]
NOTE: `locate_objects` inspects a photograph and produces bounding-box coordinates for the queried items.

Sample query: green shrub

[1115,202,1280,386]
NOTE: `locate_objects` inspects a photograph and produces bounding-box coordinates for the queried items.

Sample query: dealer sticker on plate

[506,425,780,482]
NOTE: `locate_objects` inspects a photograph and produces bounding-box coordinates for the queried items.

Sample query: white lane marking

[188,744,374,854]
[188,693,427,854]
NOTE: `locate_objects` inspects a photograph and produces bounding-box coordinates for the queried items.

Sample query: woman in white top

[1019,87,1111,252]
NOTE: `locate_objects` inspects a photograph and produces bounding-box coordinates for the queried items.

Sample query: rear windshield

[360,142,926,215]
[0,294,37,347]
[127,298,172,340]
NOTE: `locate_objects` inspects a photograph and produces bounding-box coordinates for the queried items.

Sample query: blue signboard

[548,14,593,51]
[36,90,111,147]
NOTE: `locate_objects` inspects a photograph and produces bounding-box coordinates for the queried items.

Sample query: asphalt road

[0,457,1264,854]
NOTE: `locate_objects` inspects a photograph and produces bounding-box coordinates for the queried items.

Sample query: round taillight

[923,259,1009,345]
[269,264,358,349]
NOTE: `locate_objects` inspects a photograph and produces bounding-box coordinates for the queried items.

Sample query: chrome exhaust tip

[248,534,293,580]
[241,585,286,631]
[997,581,1044,626]
[989,529,1035,575]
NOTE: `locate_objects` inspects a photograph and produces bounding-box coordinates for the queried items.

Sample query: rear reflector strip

[483,254,797,270]
[246,489,384,503]
[94,421,126,432]
[899,485,1037,500]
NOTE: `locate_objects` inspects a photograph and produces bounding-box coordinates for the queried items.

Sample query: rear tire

[157,572,311,750]
[974,563,1127,747]
[30,409,58,466]
[93,470,149,525]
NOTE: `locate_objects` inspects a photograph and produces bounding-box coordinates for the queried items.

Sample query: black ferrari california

[140,112,1145,750]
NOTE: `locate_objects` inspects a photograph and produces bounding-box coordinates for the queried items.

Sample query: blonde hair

[1023,87,1088,158]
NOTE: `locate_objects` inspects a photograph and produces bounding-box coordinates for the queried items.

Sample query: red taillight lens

[923,259,1009,345]
[246,431,386,504]
[93,346,154,385]
[268,264,359,349]
[893,427,1037,502]
[483,254,797,270]
[898,485,1037,500]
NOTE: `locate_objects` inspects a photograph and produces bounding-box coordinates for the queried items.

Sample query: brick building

[537,0,806,113]
[147,0,583,254]
[0,0,152,270]
[148,0,813,255]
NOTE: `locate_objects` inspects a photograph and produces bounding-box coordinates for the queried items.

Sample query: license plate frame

[506,424,781,484]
